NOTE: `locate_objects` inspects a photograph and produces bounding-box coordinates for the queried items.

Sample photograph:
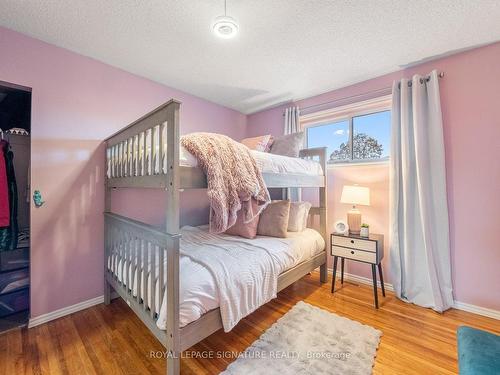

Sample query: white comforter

[179,227,292,331]
[109,226,325,331]
[180,147,324,176]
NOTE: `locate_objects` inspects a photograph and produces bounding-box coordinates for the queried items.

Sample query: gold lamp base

[347,207,361,235]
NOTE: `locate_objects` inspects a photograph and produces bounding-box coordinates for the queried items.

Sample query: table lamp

[340,185,370,235]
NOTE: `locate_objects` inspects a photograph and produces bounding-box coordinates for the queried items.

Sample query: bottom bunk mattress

[107,226,325,330]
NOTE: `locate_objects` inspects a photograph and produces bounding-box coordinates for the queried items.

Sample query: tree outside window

[307,110,390,164]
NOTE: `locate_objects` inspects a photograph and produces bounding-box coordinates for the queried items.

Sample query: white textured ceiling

[1,0,500,114]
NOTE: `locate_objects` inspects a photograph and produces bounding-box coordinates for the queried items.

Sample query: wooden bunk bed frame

[103,99,328,374]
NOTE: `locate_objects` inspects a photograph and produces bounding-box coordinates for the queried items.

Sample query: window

[304,97,391,164]
[307,120,351,163]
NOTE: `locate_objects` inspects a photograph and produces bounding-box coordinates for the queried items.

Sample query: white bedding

[108,145,323,178]
[180,147,324,176]
[108,226,325,330]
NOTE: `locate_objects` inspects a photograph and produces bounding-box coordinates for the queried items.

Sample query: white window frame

[301,95,392,166]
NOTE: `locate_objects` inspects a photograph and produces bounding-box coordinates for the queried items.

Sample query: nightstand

[330,232,385,308]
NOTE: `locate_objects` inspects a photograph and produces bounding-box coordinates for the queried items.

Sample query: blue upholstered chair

[457,326,500,374]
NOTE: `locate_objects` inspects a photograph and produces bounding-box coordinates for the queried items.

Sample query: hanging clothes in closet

[0,143,9,227]
[0,139,18,251]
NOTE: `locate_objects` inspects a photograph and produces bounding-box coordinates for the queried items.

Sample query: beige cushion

[269,132,305,157]
[288,201,312,232]
[241,135,274,152]
[257,200,290,238]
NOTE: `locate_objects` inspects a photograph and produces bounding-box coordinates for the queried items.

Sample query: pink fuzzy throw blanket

[181,132,270,233]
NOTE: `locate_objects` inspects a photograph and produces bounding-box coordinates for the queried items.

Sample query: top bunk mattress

[180,147,324,176]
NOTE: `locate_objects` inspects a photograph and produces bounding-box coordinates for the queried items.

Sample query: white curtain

[284,106,300,135]
[390,70,454,312]
[283,106,302,201]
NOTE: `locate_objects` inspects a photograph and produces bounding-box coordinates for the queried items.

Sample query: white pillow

[288,201,312,232]
[269,132,305,157]
[302,201,312,229]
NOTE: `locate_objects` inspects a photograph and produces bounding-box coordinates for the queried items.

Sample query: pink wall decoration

[248,42,500,311]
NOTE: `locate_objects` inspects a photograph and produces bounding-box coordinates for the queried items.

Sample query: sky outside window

[353,111,391,159]
[307,120,350,161]
[307,110,391,163]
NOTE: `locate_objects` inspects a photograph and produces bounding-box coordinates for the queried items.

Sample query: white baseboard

[28,295,104,328]
[452,301,500,320]
[28,272,499,329]
[340,271,394,292]
[28,291,119,328]
[334,269,499,320]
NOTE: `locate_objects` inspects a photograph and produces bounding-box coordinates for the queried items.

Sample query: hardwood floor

[1,272,499,374]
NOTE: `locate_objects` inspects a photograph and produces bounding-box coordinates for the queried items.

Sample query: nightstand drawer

[331,246,376,263]
[332,236,376,252]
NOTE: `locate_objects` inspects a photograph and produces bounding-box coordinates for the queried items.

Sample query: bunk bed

[103,99,328,375]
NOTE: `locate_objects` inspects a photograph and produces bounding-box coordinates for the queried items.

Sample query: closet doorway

[0,81,31,333]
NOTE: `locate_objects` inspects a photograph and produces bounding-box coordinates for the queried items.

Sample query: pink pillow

[225,199,261,239]
[241,135,274,152]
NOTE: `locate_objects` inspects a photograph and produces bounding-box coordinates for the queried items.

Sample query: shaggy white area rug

[221,301,382,374]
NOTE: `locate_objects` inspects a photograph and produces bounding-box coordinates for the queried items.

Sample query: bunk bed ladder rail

[104,99,182,375]
[299,146,328,283]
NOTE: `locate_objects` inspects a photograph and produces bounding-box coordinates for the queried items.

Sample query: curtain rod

[398,71,445,88]
[283,71,444,116]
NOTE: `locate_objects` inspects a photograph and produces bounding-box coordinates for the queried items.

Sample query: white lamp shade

[340,185,370,206]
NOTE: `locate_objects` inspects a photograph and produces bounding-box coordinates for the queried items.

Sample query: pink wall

[248,42,500,310]
[0,27,246,318]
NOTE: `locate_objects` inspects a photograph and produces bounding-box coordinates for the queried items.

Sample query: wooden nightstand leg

[340,258,345,284]
[378,263,386,297]
[331,256,338,293]
[371,264,379,309]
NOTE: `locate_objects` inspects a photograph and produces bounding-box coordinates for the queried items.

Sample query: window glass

[306,120,350,164]
[352,111,391,161]
[306,109,391,164]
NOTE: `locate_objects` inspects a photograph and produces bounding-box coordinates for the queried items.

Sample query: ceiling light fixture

[212,0,238,39]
